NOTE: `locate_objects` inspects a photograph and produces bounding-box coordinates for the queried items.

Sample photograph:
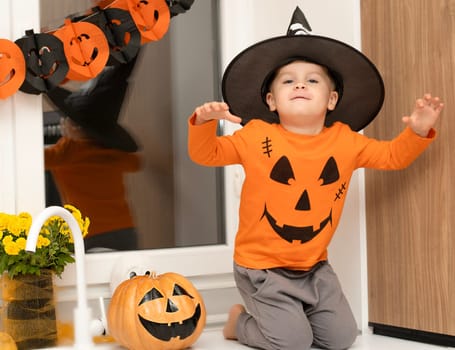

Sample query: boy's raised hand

[194,101,242,125]
[402,93,444,137]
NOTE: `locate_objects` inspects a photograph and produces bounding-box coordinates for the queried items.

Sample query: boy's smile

[290,89,311,101]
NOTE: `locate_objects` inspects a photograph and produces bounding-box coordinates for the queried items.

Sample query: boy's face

[266,61,338,132]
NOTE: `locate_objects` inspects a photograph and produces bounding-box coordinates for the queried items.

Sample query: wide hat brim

[46,86,139,152]
[222,35,385,131]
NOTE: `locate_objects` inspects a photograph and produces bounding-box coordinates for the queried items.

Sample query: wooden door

[361,0,454,338]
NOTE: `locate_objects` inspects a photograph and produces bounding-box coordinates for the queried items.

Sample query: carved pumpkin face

[0,39,26,99]
[53,19,109,81]
[263,155,346,243]
[108,271,206,350]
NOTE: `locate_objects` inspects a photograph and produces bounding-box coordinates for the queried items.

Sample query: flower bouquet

[0,204,89,278]
[0,204,90,350]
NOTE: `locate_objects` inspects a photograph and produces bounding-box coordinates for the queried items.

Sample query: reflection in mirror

[41,0,225,250]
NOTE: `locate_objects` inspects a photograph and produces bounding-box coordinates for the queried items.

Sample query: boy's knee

[331,327,357,350]
[238,313,313,350]
[272,322,314,350]
[315,321,358,350]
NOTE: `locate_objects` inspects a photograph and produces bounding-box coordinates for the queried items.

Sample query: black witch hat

[221,7,384,131]
[46,55,140,152]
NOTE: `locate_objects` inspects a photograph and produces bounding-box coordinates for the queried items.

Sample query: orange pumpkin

[0,39,26,99]
[0,332,17,350]
[108,271,206,350]
[53,18,109,81]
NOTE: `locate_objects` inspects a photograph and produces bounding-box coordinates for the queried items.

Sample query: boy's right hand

[194,102,242,125]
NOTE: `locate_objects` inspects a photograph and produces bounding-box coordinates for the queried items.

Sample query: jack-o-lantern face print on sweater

[262,153,346,244]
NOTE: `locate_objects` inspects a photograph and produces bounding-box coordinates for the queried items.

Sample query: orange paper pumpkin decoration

[84,7,141,64]
[108,271,206,350]
[0,39,26,99]
[110,0,170,44]
[53,19,110,81]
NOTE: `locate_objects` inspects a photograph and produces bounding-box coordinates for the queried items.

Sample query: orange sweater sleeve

[188,114,242,166]
[354,126,436,170]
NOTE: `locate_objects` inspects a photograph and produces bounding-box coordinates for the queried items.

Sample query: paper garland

[0,0,192,99]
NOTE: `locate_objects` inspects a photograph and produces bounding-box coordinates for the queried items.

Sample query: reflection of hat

[222,7,384,131]
[46,56,140,152]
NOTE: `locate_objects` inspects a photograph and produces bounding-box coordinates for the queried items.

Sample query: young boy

[188,7,443,350]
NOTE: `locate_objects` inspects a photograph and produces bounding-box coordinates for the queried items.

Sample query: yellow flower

[2,235,12,245]
[15,237,26,251]
[18,212,32,231]
[37,234,50,248]
[65,204,81,221]
[3,236,21,255]
[40,227,51,236]
[63,204,90,239]
[6,217,22,236]
[0,213,9,230]
[81,217,90,238]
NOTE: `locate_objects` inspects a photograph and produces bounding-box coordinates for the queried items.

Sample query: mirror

[40,0,225,250]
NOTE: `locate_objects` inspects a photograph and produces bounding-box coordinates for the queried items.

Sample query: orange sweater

[188,116,435,270]
[45,137,141,237]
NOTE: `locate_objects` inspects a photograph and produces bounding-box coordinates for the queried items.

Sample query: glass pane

[41,0,225,250]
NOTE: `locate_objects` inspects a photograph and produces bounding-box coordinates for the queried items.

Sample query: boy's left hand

[402,93,444,137]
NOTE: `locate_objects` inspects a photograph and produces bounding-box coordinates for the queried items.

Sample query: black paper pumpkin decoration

[0,39,26,99]
[53,18,109,81]
[165,0,195,17]
[108,271,206,350]
[15,29,69,94]
[111,0,171,44]
[83,7,141,65]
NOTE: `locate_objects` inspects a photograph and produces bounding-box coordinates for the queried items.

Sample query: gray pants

[234,261,357,350]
